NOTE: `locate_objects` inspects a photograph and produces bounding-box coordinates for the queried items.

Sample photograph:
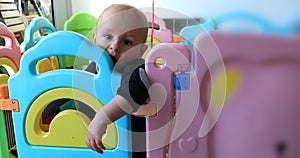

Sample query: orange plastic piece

[133,103,157,117]
[173,35,184,43]
[0,84,19,112]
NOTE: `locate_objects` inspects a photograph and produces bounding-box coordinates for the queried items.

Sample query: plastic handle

[28,16,56,36]
[0,23,21,70]
[0,22,17,49]
[208,11,275,32]
[21,17,56,51]
[20,31,113,79]
[180,11,279,45]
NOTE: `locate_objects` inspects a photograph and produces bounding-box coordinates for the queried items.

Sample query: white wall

[71,0,300,22]
[53,0,300,30]
[71,0,151,18]
[154,0,300,22]
[52,0,72,30]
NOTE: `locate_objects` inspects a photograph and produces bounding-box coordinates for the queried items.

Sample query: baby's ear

[92,31,96,44]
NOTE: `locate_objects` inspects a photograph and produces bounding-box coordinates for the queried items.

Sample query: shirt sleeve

[117,59,150,112]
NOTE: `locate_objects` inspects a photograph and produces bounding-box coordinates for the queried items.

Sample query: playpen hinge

[0,84,20,112]
[175,72,191,91]
[0,99,20,112]
[133,103,157,117]
[175,64,192,91]
[175,64,191,91]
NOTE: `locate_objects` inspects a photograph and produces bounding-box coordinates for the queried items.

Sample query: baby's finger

[95,139,106,150]
[91,140,104,154]
[86,138,104,154]
[93,145,104,154]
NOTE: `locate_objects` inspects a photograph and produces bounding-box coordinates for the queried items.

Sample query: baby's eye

[104,34,112,40]
[123,39,133,46]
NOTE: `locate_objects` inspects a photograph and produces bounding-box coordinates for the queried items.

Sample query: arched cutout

[25,88,117,149]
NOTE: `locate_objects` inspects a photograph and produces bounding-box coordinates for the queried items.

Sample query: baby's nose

[108,41,120,56]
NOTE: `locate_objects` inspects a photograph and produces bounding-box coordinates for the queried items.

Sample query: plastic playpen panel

[146,31,300,158]
[8,31,131,158]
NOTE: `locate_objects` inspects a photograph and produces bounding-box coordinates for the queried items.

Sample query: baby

[85,4,149,154]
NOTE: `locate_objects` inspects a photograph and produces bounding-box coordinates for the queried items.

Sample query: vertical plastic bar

[0,110,9,158]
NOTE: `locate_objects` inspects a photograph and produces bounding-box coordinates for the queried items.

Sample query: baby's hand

[86,109,110,154]
[86,130,106,154]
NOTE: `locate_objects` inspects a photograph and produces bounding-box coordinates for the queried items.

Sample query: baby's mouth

[109,55,117,65]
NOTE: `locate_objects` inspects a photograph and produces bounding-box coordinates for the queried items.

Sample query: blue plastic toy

[20,16,56,52]
[8,31,131,158]
[282,11,300,34]
[180,11,289,46]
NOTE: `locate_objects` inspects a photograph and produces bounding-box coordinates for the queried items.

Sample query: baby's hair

[97,4,148,43]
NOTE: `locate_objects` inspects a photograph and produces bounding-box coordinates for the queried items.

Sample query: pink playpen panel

[145,43,191,158]
[147,31,300,158]
[172,31,300,158]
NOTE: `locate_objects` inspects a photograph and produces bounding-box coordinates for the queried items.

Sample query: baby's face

[94,9,147,72]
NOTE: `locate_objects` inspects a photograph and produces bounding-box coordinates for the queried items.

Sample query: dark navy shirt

[85,58,149,112]
[117,58,149,112]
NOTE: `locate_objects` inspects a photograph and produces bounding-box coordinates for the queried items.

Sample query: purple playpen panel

[145,43,191,158]
[191,31,300,158]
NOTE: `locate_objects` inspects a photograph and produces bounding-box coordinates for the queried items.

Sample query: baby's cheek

[95,41,107,48]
